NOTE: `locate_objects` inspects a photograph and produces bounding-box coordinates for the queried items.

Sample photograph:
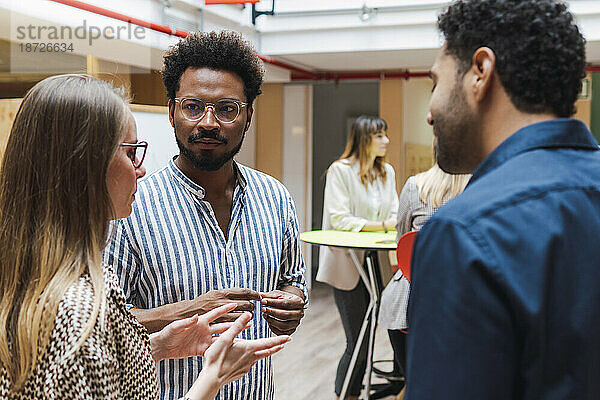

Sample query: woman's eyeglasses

[120,141,148,168]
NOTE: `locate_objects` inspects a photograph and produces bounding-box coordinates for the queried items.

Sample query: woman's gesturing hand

[184,312,291,400]
[150,303,238,362]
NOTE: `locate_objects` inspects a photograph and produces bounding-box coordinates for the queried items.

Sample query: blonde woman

[0,74,288,399]
[318,115,399,400]
[378,159,471,397]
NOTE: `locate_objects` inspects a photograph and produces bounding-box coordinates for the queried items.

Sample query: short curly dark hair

[162,30,264,105]
[438,0,586,117]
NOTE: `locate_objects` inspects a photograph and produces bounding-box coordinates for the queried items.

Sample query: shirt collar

[167,158,247,199]
[233,162,248,191]
[470,118,599,184]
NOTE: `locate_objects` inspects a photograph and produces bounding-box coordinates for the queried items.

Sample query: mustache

[188,130,228,144]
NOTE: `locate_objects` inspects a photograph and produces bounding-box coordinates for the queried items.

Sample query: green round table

[300,230,397,399]
[299,230,397,250]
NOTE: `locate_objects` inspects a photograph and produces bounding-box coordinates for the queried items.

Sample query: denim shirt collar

[167,158,248,199]
[470,118,599,185]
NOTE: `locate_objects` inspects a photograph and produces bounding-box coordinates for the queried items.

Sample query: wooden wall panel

[130,71,167,106]
[379,79,404,193]
[574,73,592,128]
[0,99,22,160]
[86,56,131,95]
[405,143,433,178]
[591,72,600,140]
[255,83,283,181]
[87,57,166,106]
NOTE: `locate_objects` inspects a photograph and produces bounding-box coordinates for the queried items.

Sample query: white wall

[235,110,256,168]
[282,84,313,287]
[132,110,178,175]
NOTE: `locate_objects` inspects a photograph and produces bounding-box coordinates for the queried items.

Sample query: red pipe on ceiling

[291,71,431,81]
[257,55,320,79]
[46,0,599,81]
[49,0,190,38]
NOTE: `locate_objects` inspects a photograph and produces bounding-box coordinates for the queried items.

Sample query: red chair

[396,231,417,282]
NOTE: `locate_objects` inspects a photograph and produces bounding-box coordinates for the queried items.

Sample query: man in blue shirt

[406,1,600,399]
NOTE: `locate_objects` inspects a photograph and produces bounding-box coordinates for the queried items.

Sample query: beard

[176,129,245,172]
[433,81,479,174]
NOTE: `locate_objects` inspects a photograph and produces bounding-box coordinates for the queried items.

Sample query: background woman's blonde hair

[414,148,471,208]
[339,115,388,186]
[0,74,129,388]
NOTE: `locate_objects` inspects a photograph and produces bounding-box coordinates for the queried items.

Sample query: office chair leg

[369,380,405,400]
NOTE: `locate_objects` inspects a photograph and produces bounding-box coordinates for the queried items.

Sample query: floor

[272,282,398,400]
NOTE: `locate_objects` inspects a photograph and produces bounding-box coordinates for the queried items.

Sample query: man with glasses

[103,31,307,400]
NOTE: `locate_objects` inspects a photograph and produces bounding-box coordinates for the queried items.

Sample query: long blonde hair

[339,115,388,186]
[0,74,129,388]
[414,163,471,208]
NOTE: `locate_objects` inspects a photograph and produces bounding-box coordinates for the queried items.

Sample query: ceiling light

[359,4,372,22]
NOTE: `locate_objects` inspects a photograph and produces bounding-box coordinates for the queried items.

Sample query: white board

[131,110,178,175]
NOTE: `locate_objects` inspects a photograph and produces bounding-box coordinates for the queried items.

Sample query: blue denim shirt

[406,119,600,400]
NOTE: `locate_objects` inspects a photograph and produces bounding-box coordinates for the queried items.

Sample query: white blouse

[317,159,399,290]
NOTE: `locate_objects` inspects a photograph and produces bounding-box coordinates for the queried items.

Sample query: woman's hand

[150,303,238,362]
[184,312,291,400]
[361,217,397,232]
[384,217,396,232]
[203,312,291,387]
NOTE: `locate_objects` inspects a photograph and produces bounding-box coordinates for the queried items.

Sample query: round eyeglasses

[120,141,148,169]
[174,97,247,124]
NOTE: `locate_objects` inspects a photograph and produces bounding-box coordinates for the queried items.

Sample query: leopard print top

[0,266,159,399]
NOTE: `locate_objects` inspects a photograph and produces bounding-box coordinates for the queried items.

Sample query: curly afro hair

[438,0,586,117]
[162,30,264,105]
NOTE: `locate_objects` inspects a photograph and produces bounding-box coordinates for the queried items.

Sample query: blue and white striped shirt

[103,160,307,400]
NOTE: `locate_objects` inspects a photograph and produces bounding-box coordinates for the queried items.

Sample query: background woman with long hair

[378,157,471,399]
[317,115,399,400]
[0,74,288,399]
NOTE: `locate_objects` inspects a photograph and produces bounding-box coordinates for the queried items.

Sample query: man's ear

[469,47,496,102]
[168,99,175,128]
[244,105,254,132]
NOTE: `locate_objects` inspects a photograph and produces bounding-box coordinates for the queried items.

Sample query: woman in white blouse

[317,115,399,400]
